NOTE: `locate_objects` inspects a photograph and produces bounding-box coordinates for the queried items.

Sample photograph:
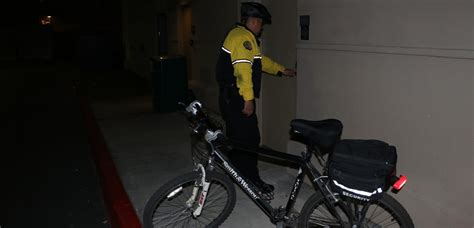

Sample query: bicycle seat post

[302,145,312,162]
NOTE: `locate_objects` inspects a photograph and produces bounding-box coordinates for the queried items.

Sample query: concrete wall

[185,0,238,111]
[122,0,186,78]
[296,0,473,226]
[260,0,298,151]
[121,0,156,79]
[121,0,236,112]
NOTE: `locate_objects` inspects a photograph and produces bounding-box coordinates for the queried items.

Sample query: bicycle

[142,100,414,228]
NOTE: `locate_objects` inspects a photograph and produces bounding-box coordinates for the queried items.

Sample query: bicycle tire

[143,171,236,228]
[298,192,414,228]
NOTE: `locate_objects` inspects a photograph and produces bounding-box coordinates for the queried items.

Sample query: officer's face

[247,17,264,37]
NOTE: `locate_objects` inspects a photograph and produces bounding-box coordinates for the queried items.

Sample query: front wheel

[143,171,236,228]
[298,192,414,228]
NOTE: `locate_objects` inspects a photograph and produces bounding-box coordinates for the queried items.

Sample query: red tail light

[392,175,407,191]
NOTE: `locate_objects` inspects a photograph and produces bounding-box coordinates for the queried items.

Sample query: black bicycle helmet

[241,2,272,25]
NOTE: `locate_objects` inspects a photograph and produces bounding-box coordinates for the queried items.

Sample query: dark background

[1,0,123,67]
[1,1,126,227]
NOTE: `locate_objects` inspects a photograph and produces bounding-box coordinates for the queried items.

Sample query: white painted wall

[296,0,473,226]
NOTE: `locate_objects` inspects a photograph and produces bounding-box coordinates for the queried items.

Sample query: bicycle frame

[186,101,363,226]
[182,101,410,227]
[203,139,340,224]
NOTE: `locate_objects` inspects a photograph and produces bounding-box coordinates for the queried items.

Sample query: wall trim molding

[297,42,474,60]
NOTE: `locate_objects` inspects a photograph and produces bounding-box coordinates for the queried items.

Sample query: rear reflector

[393,175,407,190]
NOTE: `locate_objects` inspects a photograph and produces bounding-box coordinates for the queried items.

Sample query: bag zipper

[331,152,396,168]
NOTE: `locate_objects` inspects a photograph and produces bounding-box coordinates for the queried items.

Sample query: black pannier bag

[328,139,397,202]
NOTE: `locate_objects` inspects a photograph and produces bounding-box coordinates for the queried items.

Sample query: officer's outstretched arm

[262,55,285,76]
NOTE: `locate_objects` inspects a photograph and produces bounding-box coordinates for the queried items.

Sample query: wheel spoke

[143,172,235,228]
[300,193,412,228]
[308,203,344,227]
[362,202,402,227]
[153,208,189,227]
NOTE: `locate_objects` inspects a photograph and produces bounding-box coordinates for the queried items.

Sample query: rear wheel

[143,171,236,228]
[298,192,414,228]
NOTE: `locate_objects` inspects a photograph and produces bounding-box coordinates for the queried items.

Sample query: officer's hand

[283,68,297,77]
[242,100,254,116]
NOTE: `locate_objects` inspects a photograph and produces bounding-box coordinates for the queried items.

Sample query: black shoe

[255,179,275,194]
[255,179,274,201]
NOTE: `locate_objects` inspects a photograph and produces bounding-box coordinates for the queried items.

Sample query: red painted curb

[79,95,142,228]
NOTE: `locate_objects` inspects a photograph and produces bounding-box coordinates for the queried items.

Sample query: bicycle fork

[187,164,211,218]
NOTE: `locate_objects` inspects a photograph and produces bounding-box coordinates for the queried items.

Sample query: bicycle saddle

[290,119,343,150]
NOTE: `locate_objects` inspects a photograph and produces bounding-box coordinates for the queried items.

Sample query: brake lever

[178,102,187,109]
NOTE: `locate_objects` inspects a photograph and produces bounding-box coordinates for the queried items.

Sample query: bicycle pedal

[260,191,274,201]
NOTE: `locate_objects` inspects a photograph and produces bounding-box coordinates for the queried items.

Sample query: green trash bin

[151,55,188,113]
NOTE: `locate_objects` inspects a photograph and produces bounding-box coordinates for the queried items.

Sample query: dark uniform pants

[219,87,261,183]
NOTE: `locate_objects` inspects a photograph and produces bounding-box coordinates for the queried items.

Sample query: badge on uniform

[243,41,252,50]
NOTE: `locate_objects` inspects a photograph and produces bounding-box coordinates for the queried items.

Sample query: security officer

[216,2,296,198]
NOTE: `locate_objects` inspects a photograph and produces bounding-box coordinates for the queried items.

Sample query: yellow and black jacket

[216,24,285,101]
